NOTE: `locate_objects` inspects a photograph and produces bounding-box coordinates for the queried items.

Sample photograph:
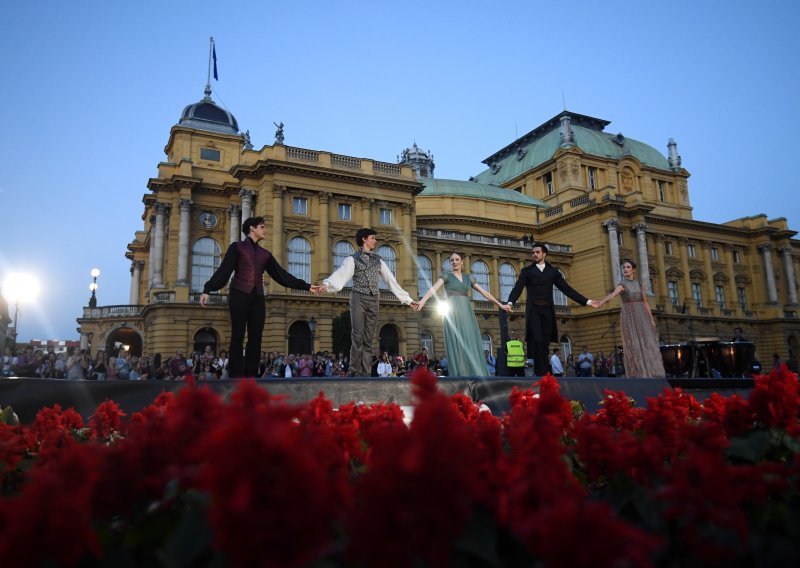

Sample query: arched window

[471,260,490,300]
[499,263,516,302]
[191,237,221,292]
[418,255,433,296]
[553,269,568,306]
[287,237,311,282]
[377,245,396,290]
[333,240,355,287]
[420,330,434,355]
[481,333,493,355]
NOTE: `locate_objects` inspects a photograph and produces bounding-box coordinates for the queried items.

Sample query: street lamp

[89,268,100,308]
[2,273,40,346]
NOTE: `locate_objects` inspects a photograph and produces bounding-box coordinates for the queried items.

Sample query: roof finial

[667,138,682,170]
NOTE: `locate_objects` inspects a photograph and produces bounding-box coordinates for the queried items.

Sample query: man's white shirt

[323,256,413,305]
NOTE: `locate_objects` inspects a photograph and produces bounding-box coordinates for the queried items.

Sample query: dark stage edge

[0,376,755,423]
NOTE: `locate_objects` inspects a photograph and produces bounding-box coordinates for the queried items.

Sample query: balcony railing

[286,147,320,162]
[331,154,361,169]
[373,161,401,176]
[189,292,228,305]
[153,291,176,303]
[82,305,144,318]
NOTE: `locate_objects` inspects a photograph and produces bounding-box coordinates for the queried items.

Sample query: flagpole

[205,36,214,98]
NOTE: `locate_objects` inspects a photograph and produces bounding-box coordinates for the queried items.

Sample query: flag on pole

[212,43,218,81]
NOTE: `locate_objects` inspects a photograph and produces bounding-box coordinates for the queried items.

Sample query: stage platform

[0,376,755,423]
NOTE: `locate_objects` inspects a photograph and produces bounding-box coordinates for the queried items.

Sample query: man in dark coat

[200,216,323,378]
[505,244,601,376]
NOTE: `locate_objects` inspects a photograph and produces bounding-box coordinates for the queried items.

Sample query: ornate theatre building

[77,86,800,370]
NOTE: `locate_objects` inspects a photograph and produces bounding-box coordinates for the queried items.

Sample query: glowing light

[3,272,41,305]
[90,268,101,278]
[436,300,450,316]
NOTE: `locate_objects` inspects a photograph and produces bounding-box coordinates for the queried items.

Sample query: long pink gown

[619,279,666,378]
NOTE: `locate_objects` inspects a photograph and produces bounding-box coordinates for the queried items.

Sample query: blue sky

[2,0,798,341]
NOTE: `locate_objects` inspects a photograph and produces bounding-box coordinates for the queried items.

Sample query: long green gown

[440,271,489,376]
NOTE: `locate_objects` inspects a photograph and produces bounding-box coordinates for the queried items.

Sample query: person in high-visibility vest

[506,330,526,377]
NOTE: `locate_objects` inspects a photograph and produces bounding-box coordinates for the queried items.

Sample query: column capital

[272,185,286,199]
[228,204,241,216]
[632,222,648,233]
[779,244,794,254]
[179,198,193,212]
[401,203,412,215]
[319,191,332,205]
[602,218,619,231]
[154,202,171,215]
[361,197,374,207]
[758,242,772,252]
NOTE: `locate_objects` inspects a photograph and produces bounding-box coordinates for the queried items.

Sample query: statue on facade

[274,122,285,145]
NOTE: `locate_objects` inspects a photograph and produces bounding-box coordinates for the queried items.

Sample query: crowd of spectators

[1,344,450,380]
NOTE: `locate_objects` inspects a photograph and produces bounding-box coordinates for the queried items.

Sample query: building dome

[399,143,435,179]
[178,93,239,135]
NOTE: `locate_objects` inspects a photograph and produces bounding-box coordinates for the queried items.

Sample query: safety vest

[506,340,525,367]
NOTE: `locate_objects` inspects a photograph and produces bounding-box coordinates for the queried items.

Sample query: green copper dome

[419,178,547,207]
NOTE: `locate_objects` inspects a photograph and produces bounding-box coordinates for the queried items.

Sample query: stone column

[239,188,255,222]
[702,241,716,308]
[152,203,170,288]
[759,243,778,304]
[176,198,193,286]
[603,218,621,284]
[781,245,798,304]
[678,238,692,307]
[272,186,285,263]
[491,257,500,298]
[361,197,373,227]
[229,204,241,246]
[401,203,413,287]
[652,234,668,302]
[318,193,331,280]
[725,245,738,310]
[130,261,144,304]
[147,214,156,288]
[632,223,651,294]
[80,332,90,352]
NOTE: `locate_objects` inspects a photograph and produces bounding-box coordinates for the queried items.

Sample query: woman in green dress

[416,252,511,376]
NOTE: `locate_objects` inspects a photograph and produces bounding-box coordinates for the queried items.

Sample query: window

[379,208,392,225]
[657,180,666,202]
[377,245,396,290]
[481,333,493,356]
[617,231,624,247]
[441,257,452,273]
[418,255,433,296]
[287,236,311,282]
[553,269,568,306]
[711,247,719,261]
[688,244,697,258]
[420,331,433,356]
[665,241,673,255]
[715,285,725,308]
[733,250,742,264]
[292,197,308,215]
[200,148,220,161]
[588,167,597,190]
[737,287,747,309]
[544,171,554,196]
[691,283,702,307]
[333,240,355,287]
[191,237,221,292]
[471,260,489,300]
[338,203,351,221]
[668,281,679,305]
[499,263,516,302]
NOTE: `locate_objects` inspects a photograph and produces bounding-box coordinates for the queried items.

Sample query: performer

[505,244,601,376]
[416,251,511,376]
[599,259,665,378]
[321,228,418,376]
[200,216,323,378]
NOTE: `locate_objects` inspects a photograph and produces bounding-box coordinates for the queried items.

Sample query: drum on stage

[706,341,755,378]
[660,344,693,378]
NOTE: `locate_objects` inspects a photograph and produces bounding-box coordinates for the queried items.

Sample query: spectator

[297,354,314,377]
[439,353,448,376]
[66,348,89,380]
[594,351,608,377]
[484,349,496,376]
[12,345,37,377]
[2,347,14,377]
[215,350,229,380]
[566,353,576,377]
[772,353,781,371]
[377,353,392,377]
[577,347,593,377]
[169,351,187,379]
[550,348,564,377]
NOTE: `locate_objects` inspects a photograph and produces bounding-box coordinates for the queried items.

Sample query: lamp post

[3,273,40,347]
[89,268,100,308]
[309,316,317,354]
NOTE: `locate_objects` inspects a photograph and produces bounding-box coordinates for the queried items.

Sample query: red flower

[88,399,126,440]
[748,366,800,434]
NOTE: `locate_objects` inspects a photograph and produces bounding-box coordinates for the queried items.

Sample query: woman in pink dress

[599,260,665,378]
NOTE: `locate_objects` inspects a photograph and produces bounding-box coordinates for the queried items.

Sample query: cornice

[147,175,202,192]
[416,215,530,233]
[230,160,423,195]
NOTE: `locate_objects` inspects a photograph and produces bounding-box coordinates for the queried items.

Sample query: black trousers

[227,288,266,378]
[528,306,554,376]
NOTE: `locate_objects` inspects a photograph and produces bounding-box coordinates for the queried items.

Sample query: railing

[721,309,735,317]
[286,147,320,162]
[554,305,572,315]
[82,305,144,318]
[416,228,572,253]
[189,292,228,305]
[373,161,401,176]
[545,204,563,217]
[153,291,176,303]
[698,307,712,316]
[784,310,798,319]
[331,154,361,169]
[569,195,590,207]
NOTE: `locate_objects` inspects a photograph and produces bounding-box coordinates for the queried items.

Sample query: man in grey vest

[322,228,418,376]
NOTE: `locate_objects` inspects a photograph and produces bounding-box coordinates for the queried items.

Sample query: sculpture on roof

[273,122,285,145]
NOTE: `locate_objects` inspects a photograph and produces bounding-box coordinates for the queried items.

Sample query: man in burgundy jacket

[200,216,323,378]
